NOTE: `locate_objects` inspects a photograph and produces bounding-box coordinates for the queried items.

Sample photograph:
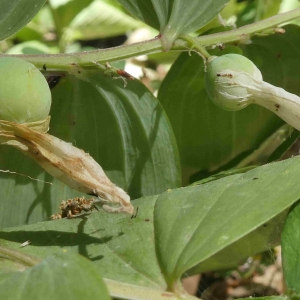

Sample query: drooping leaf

[154,155,300,289]
[158,25,300,173]
[282,201,300,293]
[64,0,143,42]
[0,0,47,41]
[0,252,111,300]
[0,73,180,229]
[118,0,229,49]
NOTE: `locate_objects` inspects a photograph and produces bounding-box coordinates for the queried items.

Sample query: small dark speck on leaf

[43,64,47,71]
[263,224,267,227]
[145,219,150,222]
[253,177,258,180]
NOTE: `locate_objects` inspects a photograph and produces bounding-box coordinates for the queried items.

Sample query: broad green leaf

[0,252,111,300]
[0,0,47,41]
[1,157,298,296]
[187,209,288,275]
[118,0,229,49]
[0,73,180,229]
[50,74,181,197]
[0,196,166,288]
[162,0,229,50]
[282,201,300,293]
[0,186,283,297]
[117,0,163,30]
[189,166,256,185]
[158,25,300,172]
[0,201,200,300]
[154,156,300,289]
[63,0,143,42]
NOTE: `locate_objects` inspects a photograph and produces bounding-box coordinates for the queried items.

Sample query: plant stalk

[0,8,299,71]
[0,245,41,267]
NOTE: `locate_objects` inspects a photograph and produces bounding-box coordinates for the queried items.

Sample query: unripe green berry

[205,54,262,111]
[0,57,51,123]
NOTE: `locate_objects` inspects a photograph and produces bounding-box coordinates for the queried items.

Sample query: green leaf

[117,0,163,30]
[0,252,111,300]
[154,156,300,289]
[267,128,300,163]
[188,209,287,275]
[0,0,47,41]
[282,201,300,293]
[158,25,300,172]
[158,51,282,172]
[162,0,229,50]
[0,202,200,300]
[50,73,181,197]
[63,0,143,42]
[48,0,93,29]
[118,0,229,49]
[236,0,281,27]
[189,166,257,185]
[6,41,51,54]
[0,196,166,288]
[0,73,180,229]
[2,157,299,296]
[13,5,55,42]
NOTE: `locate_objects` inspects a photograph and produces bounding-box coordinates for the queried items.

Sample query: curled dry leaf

[0,117,134,215]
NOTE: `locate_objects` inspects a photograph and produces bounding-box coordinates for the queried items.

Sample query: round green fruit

[205,54,262,111]
[0,57,51,123]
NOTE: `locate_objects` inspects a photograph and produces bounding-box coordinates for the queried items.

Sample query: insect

[116,69,135,81]
[51,197,99,220]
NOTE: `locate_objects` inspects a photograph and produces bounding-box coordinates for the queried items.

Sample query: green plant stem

[0,245,41,267]
[191,7,300,47]
[0,37,163,72]
[0,8,299,72]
